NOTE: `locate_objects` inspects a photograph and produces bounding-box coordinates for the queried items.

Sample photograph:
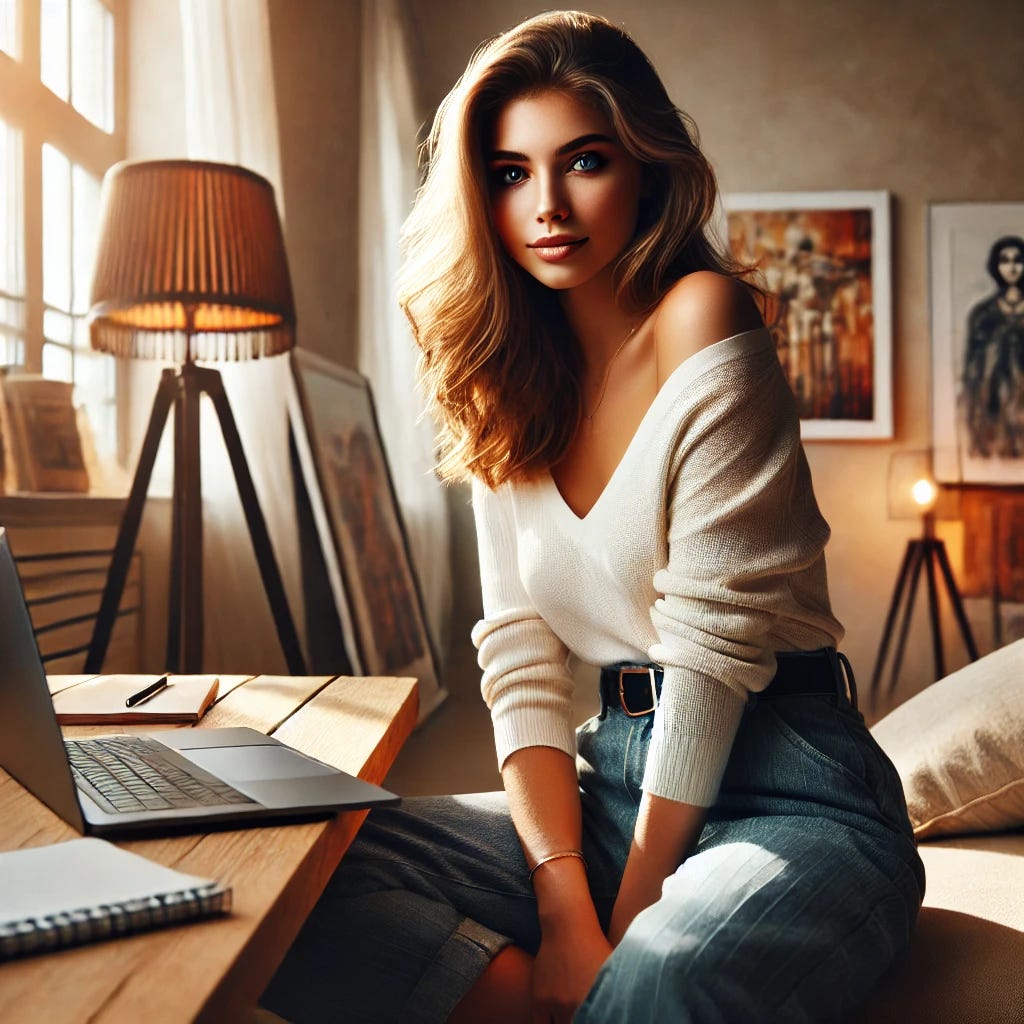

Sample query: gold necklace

[584,323,638,422]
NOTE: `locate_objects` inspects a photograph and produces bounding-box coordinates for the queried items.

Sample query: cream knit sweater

[471,328,844,807]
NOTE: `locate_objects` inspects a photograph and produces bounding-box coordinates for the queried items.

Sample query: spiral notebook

[0,838,231,960]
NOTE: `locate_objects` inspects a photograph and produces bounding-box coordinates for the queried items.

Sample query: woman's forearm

[501,745,601,935]
[609,791,707,944]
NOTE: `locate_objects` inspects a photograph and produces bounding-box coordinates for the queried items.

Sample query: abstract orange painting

[724,191,892,439]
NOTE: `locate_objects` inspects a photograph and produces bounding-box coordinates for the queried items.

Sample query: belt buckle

[618,667,658,717]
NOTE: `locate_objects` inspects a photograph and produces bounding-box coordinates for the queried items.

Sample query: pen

[125,675,170,708]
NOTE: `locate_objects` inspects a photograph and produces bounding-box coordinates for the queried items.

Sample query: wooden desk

[0,673,418,1023]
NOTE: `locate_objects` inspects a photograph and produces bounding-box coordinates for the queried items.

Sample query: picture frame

[0,371,89,493]
[722,190,893,440]
[930,202,1024,484]
[287,348,446,720]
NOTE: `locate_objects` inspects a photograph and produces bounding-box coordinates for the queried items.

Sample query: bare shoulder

[653,271,764,384]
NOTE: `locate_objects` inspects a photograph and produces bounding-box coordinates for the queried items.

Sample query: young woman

[263,11,924,1023]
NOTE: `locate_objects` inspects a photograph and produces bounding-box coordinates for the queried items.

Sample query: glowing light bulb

[911,477,937,509]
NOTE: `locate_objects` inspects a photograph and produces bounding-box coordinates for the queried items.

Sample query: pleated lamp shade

[89,159,295,363]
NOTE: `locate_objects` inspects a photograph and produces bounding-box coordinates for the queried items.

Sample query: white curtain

[359,0,452,669]
[174,0,304,673]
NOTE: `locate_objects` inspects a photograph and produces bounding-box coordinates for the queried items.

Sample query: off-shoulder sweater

[470,327,844,807]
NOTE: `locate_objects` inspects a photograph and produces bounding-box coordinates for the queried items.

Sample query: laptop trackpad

[184,744,335,782]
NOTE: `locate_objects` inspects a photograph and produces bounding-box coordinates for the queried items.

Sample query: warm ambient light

[89,159,295,362]
[911,477,938,509]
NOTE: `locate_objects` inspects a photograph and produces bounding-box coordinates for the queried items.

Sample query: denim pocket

[763,696,869,790]
[763,696,917,844]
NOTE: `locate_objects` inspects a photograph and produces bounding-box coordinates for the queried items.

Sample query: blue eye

[492,165,526,187]
[570,152,604,172]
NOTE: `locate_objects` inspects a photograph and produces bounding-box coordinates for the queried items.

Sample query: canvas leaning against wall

[723,190,893,440]
[288,348,446,721]
[930,202,1024,484]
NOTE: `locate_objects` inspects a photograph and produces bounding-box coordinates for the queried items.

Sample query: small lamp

[84,159,306,675]
[870,450,978,705]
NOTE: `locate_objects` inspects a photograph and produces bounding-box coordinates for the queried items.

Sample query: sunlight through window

[0,0,18,57]
[0,117,25,367]
[42,143,105,423]
[41,0,114,132]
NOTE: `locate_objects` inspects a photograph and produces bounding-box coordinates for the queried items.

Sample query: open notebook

[51,674,220,724]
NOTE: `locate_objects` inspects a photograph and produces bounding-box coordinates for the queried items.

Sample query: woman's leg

[448,945,534,1023]
[576,689,925,1024]
[578,812,921,1023]
[260,792,536,1023]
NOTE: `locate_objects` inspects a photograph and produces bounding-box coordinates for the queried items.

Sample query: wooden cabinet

[0,496,142,672]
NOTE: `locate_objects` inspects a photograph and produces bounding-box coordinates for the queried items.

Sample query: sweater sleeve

[643,336,834,806]
[470,477,577,768]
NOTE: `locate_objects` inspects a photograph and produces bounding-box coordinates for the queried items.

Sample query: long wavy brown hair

[398,10,758,488]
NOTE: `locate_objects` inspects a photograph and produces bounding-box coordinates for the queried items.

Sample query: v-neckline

[543,327,771,522]
[545,359,676,523]
[546,417,646,522]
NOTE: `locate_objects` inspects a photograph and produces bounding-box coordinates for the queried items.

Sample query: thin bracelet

[528,849,588,881]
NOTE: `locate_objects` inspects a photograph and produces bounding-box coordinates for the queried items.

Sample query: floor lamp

[84,159,307,675]
[870,451,979,706]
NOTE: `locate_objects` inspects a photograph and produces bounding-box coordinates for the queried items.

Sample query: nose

[535,174,569,225]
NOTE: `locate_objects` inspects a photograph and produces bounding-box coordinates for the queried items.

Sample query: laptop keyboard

[65,735,257,815]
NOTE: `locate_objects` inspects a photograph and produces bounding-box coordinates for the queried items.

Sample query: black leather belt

[598,647,855,718]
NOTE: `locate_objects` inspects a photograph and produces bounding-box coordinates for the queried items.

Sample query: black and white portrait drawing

[932,204,1024,483]
[962,236,1024,459]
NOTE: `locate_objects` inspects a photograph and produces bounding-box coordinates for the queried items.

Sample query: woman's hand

[529,854,611,1021]
[531,915,612,1023]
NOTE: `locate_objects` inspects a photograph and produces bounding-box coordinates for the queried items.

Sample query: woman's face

[997,245,1024,288]
[487,89,644,295]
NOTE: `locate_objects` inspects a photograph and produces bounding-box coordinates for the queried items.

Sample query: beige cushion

[856,833,1024,1024]
[870,638,1024,839]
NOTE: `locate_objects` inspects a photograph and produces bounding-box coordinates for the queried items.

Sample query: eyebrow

[489,133,617,162]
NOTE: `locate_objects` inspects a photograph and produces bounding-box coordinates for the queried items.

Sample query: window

[0,0,16,56]
[0,0,125,459]
[0,117,24,366]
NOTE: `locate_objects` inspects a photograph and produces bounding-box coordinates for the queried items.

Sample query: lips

[528,235,588,262]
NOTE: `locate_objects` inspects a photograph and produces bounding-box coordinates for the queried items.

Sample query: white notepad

[0,838,231,959]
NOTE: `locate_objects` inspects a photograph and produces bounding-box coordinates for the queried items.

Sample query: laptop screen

[0,528,86,832]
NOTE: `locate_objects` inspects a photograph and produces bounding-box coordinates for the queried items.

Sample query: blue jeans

[261,676,924,1023]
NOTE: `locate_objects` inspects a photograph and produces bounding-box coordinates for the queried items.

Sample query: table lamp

[870,450,978,705]
[84,159,306,674]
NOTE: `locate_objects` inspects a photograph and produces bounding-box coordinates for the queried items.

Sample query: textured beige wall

[404,0,1024,714]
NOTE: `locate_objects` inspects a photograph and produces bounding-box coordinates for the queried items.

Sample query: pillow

[870,638,1024,840]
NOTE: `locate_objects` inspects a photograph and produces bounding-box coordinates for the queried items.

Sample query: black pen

[125,675,170,708]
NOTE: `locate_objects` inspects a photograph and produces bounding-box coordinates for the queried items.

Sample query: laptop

[0,527,399,836]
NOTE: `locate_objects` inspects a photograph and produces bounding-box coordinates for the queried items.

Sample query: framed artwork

[930,202,1024,483]
[722,190,893,440]
[0,373,89,493]
[288,348,446,720]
